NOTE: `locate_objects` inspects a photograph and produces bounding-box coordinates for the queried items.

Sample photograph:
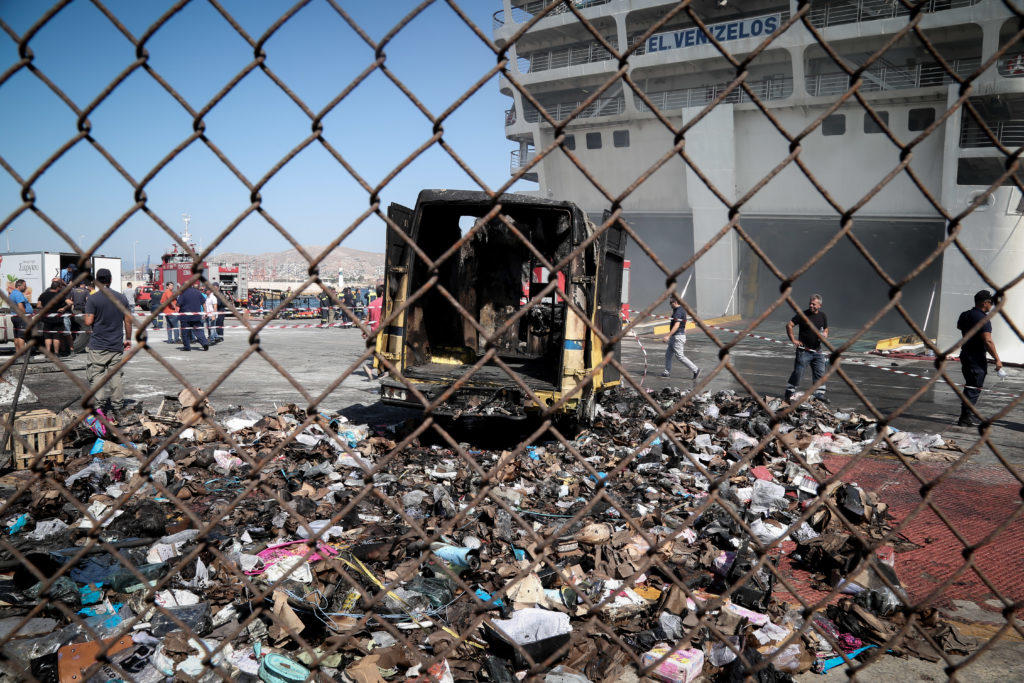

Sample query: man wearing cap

[83,269,132,414]
[955,289,1003,427]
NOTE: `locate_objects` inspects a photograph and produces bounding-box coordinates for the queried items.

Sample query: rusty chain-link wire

[0,0,1022,681]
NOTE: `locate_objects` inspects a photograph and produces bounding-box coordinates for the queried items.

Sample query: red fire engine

[148,217,248,302]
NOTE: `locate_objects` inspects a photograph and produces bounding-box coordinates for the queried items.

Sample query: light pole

[133,240,138,279]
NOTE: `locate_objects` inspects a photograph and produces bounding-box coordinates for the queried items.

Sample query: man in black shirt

[785,294,829,403]
[955,289,1003,426]
[342,287,356,325]
[83,269,132,413]
[660,299,700,381]
[36,279,71,356]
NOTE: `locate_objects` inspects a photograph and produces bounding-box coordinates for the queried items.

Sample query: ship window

[613,130,630,148]
[563,134,576,150]
[863,111,890,134]
[586,132,602,149]
[957,157,1024,186]
[908,107,936,132]
[822,114,845,136]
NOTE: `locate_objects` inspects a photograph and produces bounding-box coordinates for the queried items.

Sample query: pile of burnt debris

[0,385,975,681]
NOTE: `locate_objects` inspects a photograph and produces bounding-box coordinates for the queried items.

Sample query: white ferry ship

[494,0,1023,363]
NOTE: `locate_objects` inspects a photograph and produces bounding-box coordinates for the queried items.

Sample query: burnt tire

[578,388,596,427]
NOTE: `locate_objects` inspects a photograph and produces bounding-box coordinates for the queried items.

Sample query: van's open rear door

[377,202,416,371]
[597,211,627,383]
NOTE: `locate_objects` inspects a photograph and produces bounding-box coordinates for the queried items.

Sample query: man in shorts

[8,279,34,353]
[36,278,71,356]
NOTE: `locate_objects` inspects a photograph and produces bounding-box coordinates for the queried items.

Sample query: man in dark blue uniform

[176,282,209,352]
[956,289,1003,426]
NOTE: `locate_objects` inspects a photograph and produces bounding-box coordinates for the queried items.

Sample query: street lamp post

[133,240,138,279]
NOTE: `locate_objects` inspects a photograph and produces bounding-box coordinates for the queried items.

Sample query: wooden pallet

[7,408,65,470]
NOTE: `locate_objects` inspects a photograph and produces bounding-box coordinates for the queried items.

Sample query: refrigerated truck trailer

[0,252,122,301]
[0,252,122,342]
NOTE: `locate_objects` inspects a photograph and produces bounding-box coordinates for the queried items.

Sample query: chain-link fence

[0,0,1022,681]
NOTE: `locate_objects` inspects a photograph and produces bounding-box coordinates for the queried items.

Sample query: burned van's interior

[400,198,583,390]
[379,190,626,420]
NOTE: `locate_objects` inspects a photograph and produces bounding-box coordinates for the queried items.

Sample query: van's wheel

[578,389,596,427]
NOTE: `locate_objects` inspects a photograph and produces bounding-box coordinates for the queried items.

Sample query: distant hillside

[215,245,384,282]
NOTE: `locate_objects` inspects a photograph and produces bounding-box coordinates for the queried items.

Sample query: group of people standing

[317,286,368,324]
[7,277,93,356]
[5,268,132,415]
[152,281,231,351]
[660,289,1005,427]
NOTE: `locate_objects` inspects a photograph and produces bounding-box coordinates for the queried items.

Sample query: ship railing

[494,0,613,29]
[493,7,533,30]
[808,0,980,29]
[510,148,537,172]
[505,107,517,126]
[497,0,976,32]
[806,57,980,96]
[998,52,1024,78]
[520,39,616,73]
[636,76,794,111]
[960,120,1024,149]
[523,95,626,123]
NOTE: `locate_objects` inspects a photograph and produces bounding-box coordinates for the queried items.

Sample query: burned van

[375,189,626,422]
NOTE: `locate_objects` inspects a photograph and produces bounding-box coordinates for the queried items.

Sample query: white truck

[0,252,123,343]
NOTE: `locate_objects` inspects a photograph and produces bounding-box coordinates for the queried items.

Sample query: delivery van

[375,190,627,423]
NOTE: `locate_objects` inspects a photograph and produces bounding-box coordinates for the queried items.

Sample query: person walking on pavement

[83,268,132,415]
[785,294,829,403]
[955,289,1003,426]
[176,282,209,351]
[661,297,701,381]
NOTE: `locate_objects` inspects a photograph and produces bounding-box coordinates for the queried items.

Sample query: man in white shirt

[203,286,220,343]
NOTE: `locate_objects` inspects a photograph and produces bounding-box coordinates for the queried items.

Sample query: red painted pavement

[771,455,1024,617]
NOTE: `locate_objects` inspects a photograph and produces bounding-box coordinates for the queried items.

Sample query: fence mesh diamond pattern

[0,0,1022,681]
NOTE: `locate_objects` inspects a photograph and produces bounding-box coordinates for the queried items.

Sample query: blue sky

[0,0,522,268]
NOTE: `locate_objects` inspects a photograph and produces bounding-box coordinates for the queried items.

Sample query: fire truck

[148,218,248,303]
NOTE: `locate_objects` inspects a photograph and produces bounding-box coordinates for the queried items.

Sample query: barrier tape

[7,305,365,318]
[21,309,1018,400]
[31,321,358,335]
